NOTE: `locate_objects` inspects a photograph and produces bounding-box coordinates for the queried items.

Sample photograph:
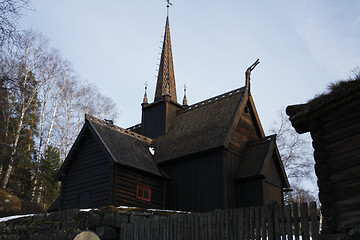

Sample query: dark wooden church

[52,16,289,212]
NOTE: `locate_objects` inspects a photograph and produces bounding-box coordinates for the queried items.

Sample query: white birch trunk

[2,36,44,189]
[2,105,26,188]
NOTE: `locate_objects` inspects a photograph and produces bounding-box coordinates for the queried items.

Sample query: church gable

[60,128,113,210]
[226,98,264,156]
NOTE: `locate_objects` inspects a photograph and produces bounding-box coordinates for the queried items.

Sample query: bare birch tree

[55,80,118,159]
[0,0,29,50]
[1,31,48,188]
[270,108,314,180]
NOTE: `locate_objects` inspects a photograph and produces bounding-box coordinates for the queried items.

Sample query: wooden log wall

[310,120,334,234]
[309,99,360,233]
[119,202,319,240]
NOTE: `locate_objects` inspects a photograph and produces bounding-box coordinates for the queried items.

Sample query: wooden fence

[119,202,320,240]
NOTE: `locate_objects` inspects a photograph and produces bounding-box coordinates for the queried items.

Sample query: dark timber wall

[287,80,360,235]
[223,150,242,209]
[161,150,224,212]
[113,165,164,209]
[141,101,180,138]
[60,129,112,210]
[312,99,360,232]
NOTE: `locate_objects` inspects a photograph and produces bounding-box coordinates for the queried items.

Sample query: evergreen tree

[38,146,61,207]
[0,72,39,199]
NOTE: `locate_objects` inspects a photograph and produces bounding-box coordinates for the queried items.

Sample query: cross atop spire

[154,16,177,102]
[166,0,173,13]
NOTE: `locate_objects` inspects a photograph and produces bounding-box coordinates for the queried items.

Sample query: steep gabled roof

[57,115,164,180]
[153,87,247,163]
[235,135,289,188]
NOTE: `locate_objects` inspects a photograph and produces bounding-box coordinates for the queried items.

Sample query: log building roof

[286,75,360,133]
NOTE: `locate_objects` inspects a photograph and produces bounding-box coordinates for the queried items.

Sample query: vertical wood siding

[61,130,112,210]
[236,179,264,207]
[224,150,242,209]
[114,165,165,209]
[226,103,262,208]
[161,151,224,212]
[263,181,282,204]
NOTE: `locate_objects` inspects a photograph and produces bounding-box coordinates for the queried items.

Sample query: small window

[136,184,151,202]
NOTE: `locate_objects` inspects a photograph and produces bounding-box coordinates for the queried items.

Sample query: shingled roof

[235,136,274,179]
[57,115,164,179]
[153,87,246,163]
[235,135,289,187]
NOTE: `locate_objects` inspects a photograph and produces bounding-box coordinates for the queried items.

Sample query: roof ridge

[85,114,152,144]
[179,87,246,114]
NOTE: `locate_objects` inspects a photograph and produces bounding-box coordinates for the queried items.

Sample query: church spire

[142,82,148,105]
[182,84,188,106]
[154,16,177,102]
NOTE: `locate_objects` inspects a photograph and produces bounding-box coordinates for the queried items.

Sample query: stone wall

[0,206,175,240]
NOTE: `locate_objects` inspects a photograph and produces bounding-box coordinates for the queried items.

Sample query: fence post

[280,204,286,240]
[245,207,250,240]
[239,208,245,240]
[267,204,275,240]
[293,203,300,240]
[255,206,261,240]
[274,204,281,240]
[261,206,266,240]
[310,202,319,240]
[250,207,255,240]
[285,204,292,240]
[300,202,310,240]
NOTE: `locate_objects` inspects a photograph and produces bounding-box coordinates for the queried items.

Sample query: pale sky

[20,0,360,133]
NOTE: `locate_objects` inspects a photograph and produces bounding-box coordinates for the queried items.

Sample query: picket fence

[119,202,319,240]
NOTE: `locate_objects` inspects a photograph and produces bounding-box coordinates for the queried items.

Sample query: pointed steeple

[182,84,188,106]
[142,82,148,105]
[154,16,177,102]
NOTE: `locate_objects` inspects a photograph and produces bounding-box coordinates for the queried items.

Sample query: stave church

[51,14,289,213]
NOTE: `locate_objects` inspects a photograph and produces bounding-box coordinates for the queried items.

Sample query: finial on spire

[143,82,148,104]
[245,58,260,94]
[182,84,188,106]
[166,0,173,16]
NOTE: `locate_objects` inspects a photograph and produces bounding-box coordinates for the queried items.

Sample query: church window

[136,184,151,202]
